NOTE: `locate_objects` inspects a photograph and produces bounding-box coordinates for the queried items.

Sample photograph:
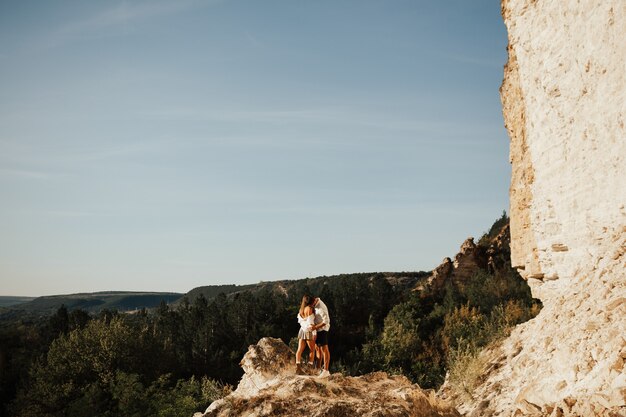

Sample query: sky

[0,0,510,296]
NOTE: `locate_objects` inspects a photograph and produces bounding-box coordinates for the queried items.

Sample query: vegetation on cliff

[352,224,539,387]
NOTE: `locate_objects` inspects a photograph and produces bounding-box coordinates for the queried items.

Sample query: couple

[296,295,330,378]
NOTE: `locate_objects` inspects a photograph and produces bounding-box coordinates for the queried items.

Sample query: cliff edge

[195,337,459,417]
[451,1,625,416]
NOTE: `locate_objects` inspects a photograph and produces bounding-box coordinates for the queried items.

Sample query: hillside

[11,291,182,314]
[176,284,258,305]
[0,296,35,308]
[181,271,431,305]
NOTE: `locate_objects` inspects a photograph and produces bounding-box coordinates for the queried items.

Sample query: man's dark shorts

[316,330,329,346]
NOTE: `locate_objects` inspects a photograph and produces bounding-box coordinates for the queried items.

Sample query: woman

[295,295,316,375]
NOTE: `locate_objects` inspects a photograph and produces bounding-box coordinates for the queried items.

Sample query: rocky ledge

[195,337,459,417]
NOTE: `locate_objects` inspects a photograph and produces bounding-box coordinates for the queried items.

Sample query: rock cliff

[450,1,626,416]
[195,337,460,417]
[422,223,515,293]
[425,237,482,292]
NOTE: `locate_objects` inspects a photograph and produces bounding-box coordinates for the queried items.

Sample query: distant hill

[12,291,182,314]
[179,271,431,305]
[0,296,35,308]
[177,284,258,305]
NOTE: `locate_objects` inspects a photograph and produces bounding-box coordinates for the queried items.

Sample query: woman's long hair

[299,295,313,317]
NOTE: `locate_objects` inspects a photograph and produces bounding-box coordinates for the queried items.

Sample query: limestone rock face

[196,337,460,417]
[424,225,512,292]
[426,238,482,291]
[453,1,626,416]
[452,239,481,280]
[503,0,626,294]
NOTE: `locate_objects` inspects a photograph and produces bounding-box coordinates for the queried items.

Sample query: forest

[0,214,540,417]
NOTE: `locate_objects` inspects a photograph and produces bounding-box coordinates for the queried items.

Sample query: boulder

[196,337,460,417]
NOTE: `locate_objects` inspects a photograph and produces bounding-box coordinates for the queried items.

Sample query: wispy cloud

[0,168,63,180]
[52,141,166,162]
[8,208,120,218]
[142,106,340,124]
[0,139,169,168]
[236,201,492,218]
[141,105,502,139]
[43,210,113,218]
[244,31,265,49]
[165,259,213,268]
[47,0,221,47]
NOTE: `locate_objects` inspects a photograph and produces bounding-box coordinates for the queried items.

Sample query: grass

[445,302,533,400]
[446,341,487,400]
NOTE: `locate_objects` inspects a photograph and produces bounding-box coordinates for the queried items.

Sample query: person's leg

[306,340,316,364]
[315,345,322,368]
[295,339,307,374]
[322,345,330,371]
[296,338,305,364]
[316,331,330,375]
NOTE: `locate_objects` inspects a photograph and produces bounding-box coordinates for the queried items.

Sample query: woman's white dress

[297,313,316,340]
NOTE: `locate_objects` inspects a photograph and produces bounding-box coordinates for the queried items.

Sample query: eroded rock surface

[504,0,625,293]
[423,225,513,293]
[448,1,626,416]
[196,337,460,417]
[425,238,483,292]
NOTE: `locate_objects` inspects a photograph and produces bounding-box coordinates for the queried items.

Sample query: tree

[49,305,69,337]
[13,317,135,415]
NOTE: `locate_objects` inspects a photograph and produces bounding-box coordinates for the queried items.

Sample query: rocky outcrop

[422,225,512,292]
[451,1,626,416]
[425,238,482,292]
[195,337,460,417]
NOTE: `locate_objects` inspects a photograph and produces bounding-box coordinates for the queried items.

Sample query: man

[310,297,331,378]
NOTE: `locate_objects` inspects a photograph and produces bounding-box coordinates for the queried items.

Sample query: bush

[149,374,231,417]
[379,303,421,365]
[446,340,485,400]
[442,304,486,352]
[445,300,538,400]
[477,210,508,247]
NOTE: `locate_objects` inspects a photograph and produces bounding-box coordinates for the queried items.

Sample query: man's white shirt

[315,299,331,332]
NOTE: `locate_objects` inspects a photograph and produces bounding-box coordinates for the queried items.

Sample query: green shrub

[442,304,486,352]
[446,340,484,400]
[477,210,508,247]
[445,300,538,400]
[149,375,231,417]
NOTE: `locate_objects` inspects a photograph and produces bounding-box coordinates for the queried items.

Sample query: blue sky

[0,1,510,296]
